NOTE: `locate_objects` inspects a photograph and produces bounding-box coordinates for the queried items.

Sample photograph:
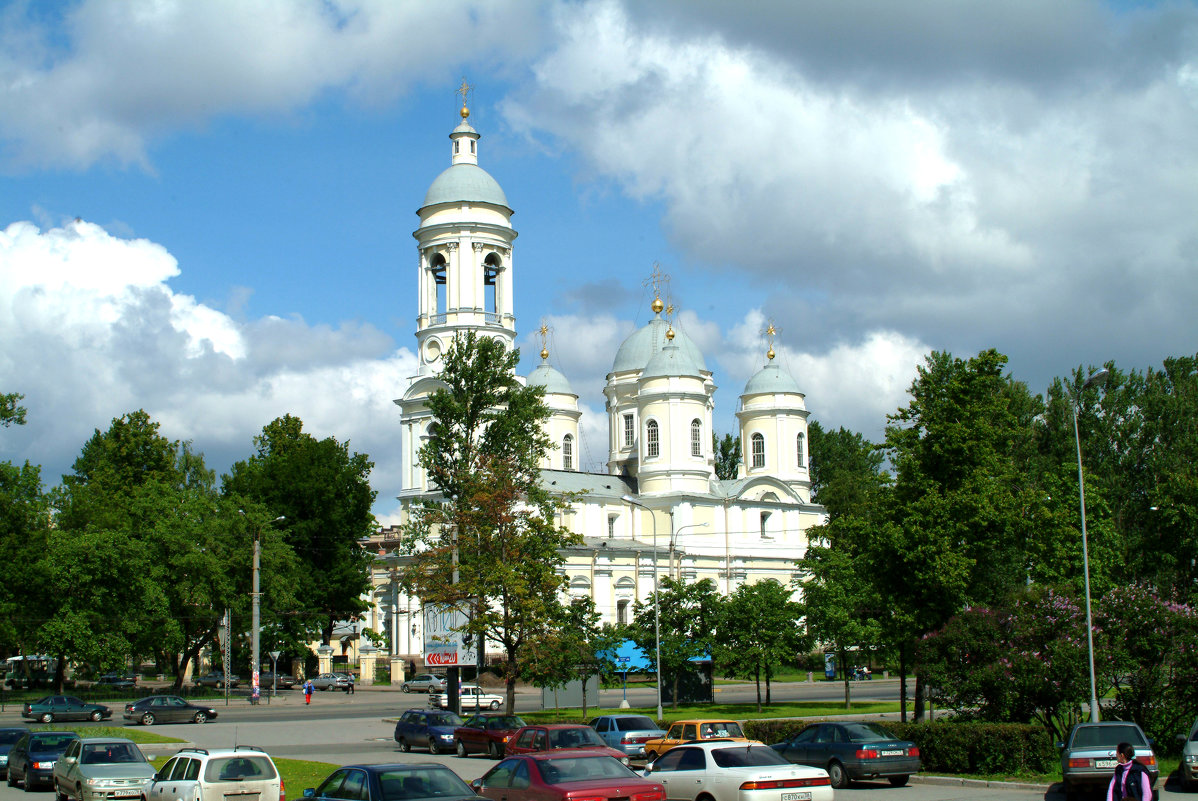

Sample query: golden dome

[666,327,675,341]
[460,105,470,119]
[767,347,775,360]
[540,347,549,360]
[652,297,664,313]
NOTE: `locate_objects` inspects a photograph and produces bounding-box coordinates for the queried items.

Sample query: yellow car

[643,719,753,761]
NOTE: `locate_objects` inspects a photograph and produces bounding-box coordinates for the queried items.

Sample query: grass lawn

[30,725,185,744]
[523,700,899,724]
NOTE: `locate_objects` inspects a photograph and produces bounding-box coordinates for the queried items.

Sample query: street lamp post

[669,522,710,581]
[622,495,663,721]
[1072,368,1109,723]
[242,511,285,707]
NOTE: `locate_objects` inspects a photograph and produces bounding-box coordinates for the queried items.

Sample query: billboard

[422,604,478,667]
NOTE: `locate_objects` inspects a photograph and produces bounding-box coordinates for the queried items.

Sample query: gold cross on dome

[457,78,473,108]
[643,262,670,301]
[762,320,779,360]
[538,319,552,360]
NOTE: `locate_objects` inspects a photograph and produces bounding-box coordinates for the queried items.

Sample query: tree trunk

[505,652,519,714]
[755,663,762,712]
[839,651,852,709]
[53,652,66,694]
[672,671,680,709]
[913,673,925,722]
[898,642,909,723]
[765,664,773,706]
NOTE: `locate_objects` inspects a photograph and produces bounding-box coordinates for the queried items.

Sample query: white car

[52,738,155,801]
[146,746,282,801]
[644,741,832,801]
[428,683,503,710]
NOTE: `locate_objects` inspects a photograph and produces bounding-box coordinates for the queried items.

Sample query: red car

[472,752,665,801]
[506,724,631,766]
[454,713,527,758]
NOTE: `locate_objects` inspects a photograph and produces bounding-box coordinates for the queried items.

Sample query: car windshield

[205,756,277,782]
[616,717,657,731]
[0,731,26,745]
[81,743,144,764]
[30,734,77,751]
[711,746,790,768]
[842,723,897,742]
[1071,725,1148,748]
[699,722,744,738]
[549,728,605,748]
[488,716,525,730]
[539,756,636,783]
[428,713,462,727]
[377,767,474,800]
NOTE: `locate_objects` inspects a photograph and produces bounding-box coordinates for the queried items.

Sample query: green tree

[1,392,26,427]
[629,577,723,710]
[223,414,376,647]
[521,597,620,718]
[807,420,888,519]
[399,332,580,712]
[712,433,741,480]
[0,460,51,656]
[715,580,806,711]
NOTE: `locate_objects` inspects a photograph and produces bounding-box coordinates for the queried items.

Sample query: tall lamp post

[669,522,709,581]
[1071,368,1109,722]
[242,511,285,706]
[622,494,663,721]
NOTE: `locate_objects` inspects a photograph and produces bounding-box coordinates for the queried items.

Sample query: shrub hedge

[742,718,1058,777]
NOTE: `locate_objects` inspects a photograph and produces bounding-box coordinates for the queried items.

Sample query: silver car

[401,673,446,693]
[1058,721,1158,800]
[1178,718,1198,790]
[52,738,154,801]
[309,672,348,690]
[589,714,666,759]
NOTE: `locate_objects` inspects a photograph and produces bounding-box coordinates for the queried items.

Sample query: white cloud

[0,218,415,517]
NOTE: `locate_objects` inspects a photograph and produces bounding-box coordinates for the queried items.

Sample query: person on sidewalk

[1107,741,1151,801]
[345,673,355,695]
[303,679,313,705]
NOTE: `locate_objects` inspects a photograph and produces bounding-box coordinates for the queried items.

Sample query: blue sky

[2,0,1196,522]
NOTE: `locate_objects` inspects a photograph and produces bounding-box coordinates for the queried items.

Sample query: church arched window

[797,432,806,468]
[751,433,765,468]
[483,253,502,316]
[646,420,660,458]
[690,419,702,457]
[563,434,574,471]
[429,254,448,316]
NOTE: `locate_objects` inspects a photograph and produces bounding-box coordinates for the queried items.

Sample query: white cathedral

[363,103,827,666]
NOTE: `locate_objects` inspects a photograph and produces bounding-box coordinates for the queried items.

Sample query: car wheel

[456,741,468,758]
[90,710,103,722]
[402,685,411,693]
[1063,779,1077,801]
[194,711,208,724]
[888,775,909,787]
[55,780,69,801]
[75,783,85,801]
[142,712,155,726]
[488,741,501,760]
[40,713,53,723]
[827,761,849,790]
[7,768,16,787]
[23,774,35,793]
[399,738,410,753]
[489,700,500,710]
[429,739,440,755]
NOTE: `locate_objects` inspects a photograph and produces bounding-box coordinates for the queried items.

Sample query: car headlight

[1187,755,1197,764]
[620,756,630,766]
[85,779,119,788]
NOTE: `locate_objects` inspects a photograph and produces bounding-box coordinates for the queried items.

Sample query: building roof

[612,315,707,374]
[743,361,802,395]
[421,163,511,210]
[540,469,635,498]
[527,357,575,396]
[641,342,703,380]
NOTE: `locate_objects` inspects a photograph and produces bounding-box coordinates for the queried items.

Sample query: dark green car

[21,695,111,723]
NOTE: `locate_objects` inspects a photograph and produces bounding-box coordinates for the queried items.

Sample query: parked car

[1059,721,1158,800]
[1178,717,1198,791]
[310,673,349,691]
[644,741,832,801]
[52,737,155,801]
[21,695,112,723]
[95,673,138,689]
[124,695,219,725]
[194,672,241,689]
[259,672,297,690]
[505,724,631,765]
[6,731,78,790]
[643,720,750,762]
[0,727,30,779]
[454,714,527,759]
[472,753,665,801]
[770,721,920,789]
[395,709,464,755]
[402,674,447,694]
[304,762,476,801]
[147,746,282,801]
[590,714,667,760]
[427,684,503,710]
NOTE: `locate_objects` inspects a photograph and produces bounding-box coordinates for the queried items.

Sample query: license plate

[112,791,140,798]
[780,793,811,801]
[881,750,904,756]
[1095,759,1117,768]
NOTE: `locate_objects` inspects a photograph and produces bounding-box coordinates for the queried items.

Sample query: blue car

[394,709,463,755]
[0,728,30,778]
[6,730,79,790]
[589,714,666,759]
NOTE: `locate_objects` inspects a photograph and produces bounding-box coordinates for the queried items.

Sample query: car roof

[344,763,453,772]
[528,724,591,730]
[77,737,137,745]
[669,719,738,725]
[519,751,618,761]
[672,741,764,751]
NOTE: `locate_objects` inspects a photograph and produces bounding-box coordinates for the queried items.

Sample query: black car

[304,762,477,801]
[95,672,138,689]
[194,671,241,688]
[259,671,297,690]
[124,695,219,725]
[6,731,79,790]
[771,721,921,789]
[0,728,30,779]
[21,695,111,723]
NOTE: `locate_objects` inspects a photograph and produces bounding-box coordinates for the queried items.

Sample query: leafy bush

[743,719,1057,776]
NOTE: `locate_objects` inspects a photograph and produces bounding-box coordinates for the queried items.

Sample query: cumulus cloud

[0,219,415,515]
[0,0,549,170]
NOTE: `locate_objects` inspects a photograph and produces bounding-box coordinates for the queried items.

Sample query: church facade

[363,105,827,663]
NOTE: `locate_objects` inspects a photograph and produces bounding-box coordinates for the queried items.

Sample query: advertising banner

[422,604,477,667]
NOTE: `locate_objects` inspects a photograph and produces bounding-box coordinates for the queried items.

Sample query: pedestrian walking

[345,673,355,695]
[303,679,313,705]
[1107,742,1151,801]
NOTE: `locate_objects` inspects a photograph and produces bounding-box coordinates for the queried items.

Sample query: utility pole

[244,511,284,707]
